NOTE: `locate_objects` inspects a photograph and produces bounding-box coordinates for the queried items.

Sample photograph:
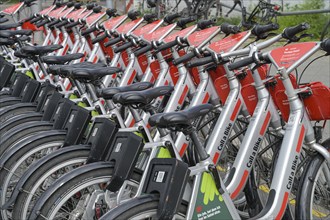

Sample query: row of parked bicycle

[0,0,329,219]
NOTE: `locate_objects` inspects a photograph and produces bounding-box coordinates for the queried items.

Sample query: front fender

[2,145,91,209]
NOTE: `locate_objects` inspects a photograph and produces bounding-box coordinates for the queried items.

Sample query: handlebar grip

[155,40,178,53]
[197,19,216,29]
[134,43,153,57]
[106,8,117,18]
[54,20,69,28]
[228,56,255,71]
[74,3,82,9]
[114,41,134,53]
[23,15,35,23]
[92,33,108,44]
[221,23,240,35]
[86,3,97,10]
[283,23,310,40]
[35,19,49,28]
[252,23,279,37]
[81,25,98,36]
[177,16,196,28]
[93,6,103,13]
[321,38,330,54]
[65,20,80,29]
[164,13,181,24]
[172,52,196,65]
[30,16,42,24]
[128,10,141,20]
[47,19,60,28]
[187,55,214,68]
[104,36,122,47]
[66,2,75,8]
[144,13,157,23]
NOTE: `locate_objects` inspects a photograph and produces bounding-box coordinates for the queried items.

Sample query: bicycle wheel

[12,146,90,220]
[296,139,330,220]
[0,132,66,220]
[29,164,143,220]
[100,194,187,219]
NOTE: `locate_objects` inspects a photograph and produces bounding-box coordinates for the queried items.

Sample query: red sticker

[143,24,175,41]
[48,6,66,18]
[66,8,85,19]
[132,20,162,37]
[116,18,143,34]
[164,25,196,43]
[1,2,23,15]
[187,26,219,47]
[86,12,106,26]
[39,5,55,15]
[269,42,317,69]
[103,15,126,30]
[208,31,249,53]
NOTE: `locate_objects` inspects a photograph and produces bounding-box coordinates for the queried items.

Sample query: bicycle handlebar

[65,20,80,29]
[164,13,181,24]
[92,33,109,44]
[134,43,153,57]
[321,38,330,54]
[81,25,98,36]
[221,23,240,35]
[252,23,279,38]
[104,36,122,47]
[177,16,196,28]
[128,10,141,20]
[154,40,178,53]
[172,51,196,65]
[106,8,117,18]
[228,56,256,70]
[144,13,158,23]
[114,41,135,53]
[187,55,214,68]
[282,23,310,41]
[197,19,216,29]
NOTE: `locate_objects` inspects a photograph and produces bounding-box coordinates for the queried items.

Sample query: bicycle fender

[2,145,91,209]
[0,103,36,116]
[0,130,67,169]
[0,112,43,131]
[0,120,52,143]
[29,162,115,220]
[99,194,160,219]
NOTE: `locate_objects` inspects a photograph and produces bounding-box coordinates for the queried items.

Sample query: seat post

[189,129,209,161]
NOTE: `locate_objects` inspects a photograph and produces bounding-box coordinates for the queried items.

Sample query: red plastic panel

[302,82,330,120]
[214,75,230,104]
[77,10,91,20]
[1,2,23,15]
[39,6,55,15]
[48,6,66,18]
[103,15,126,30]
[187,26,219,47]
[54,7,73,19]
[163,25,196,43]
[209,31,249,53]
[241,85,258,115]
[137,54,148,74]
[132,20,162,37]
[116,18,143,34]
[86,12,106,26]
[143,24,175,42]
[150,60,161,82]
[66,8,85,20]
[270,74,298,122]
[269,42,317,69]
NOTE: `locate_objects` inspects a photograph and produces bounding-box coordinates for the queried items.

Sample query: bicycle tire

[29,164,143,220]
[12,146,90,220]
[0,105,36,123]
[100,194,187,219]
[0,132,66,220]
[295,139,330,220]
